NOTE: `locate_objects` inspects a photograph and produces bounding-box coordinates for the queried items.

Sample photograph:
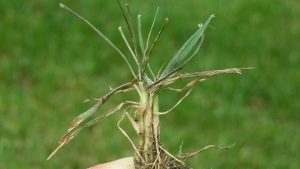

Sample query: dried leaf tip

[47,143,64,160]
[241,67,256,70]
[236,67,256,74]
[83,99,90,103]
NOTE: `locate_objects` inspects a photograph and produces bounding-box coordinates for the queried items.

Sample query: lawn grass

[0,0,299,168]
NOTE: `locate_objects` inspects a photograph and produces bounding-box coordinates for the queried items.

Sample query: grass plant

[48,1,252,168]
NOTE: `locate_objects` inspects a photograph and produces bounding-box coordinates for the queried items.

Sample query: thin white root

[153,120,161,169]
[151,156,159,169]
[159,146,185,165]
[125,111,141,134]
[118,113,146,164]
[159,89,193,115]
[178,144,235,160]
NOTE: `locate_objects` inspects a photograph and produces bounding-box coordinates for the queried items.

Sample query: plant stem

[136,82,161,167]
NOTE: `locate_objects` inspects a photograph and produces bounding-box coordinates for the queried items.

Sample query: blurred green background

[1,0,299,168]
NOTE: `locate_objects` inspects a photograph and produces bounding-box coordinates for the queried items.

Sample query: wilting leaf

[182,68,255,79]
[67,101,101,132]
[47,128,82,160]
[63,82,134,134]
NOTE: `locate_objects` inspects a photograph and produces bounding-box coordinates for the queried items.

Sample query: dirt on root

[134,150,191,169]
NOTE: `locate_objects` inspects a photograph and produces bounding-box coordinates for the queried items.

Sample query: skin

[87,157,134,169]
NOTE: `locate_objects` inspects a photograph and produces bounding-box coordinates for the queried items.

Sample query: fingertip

[88,157,134,169]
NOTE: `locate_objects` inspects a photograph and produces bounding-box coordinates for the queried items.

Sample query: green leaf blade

[159,14,215,78]
[138,15,145,56]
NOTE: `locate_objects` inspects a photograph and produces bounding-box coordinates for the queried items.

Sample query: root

[118,112,146,164]
[178,143,235,160]
[159,146,184,165]
[134,142,235,168]
[134,146,190,169]
[159,89,193,116]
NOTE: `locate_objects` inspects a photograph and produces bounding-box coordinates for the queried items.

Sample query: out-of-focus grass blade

[159,14,215,78]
